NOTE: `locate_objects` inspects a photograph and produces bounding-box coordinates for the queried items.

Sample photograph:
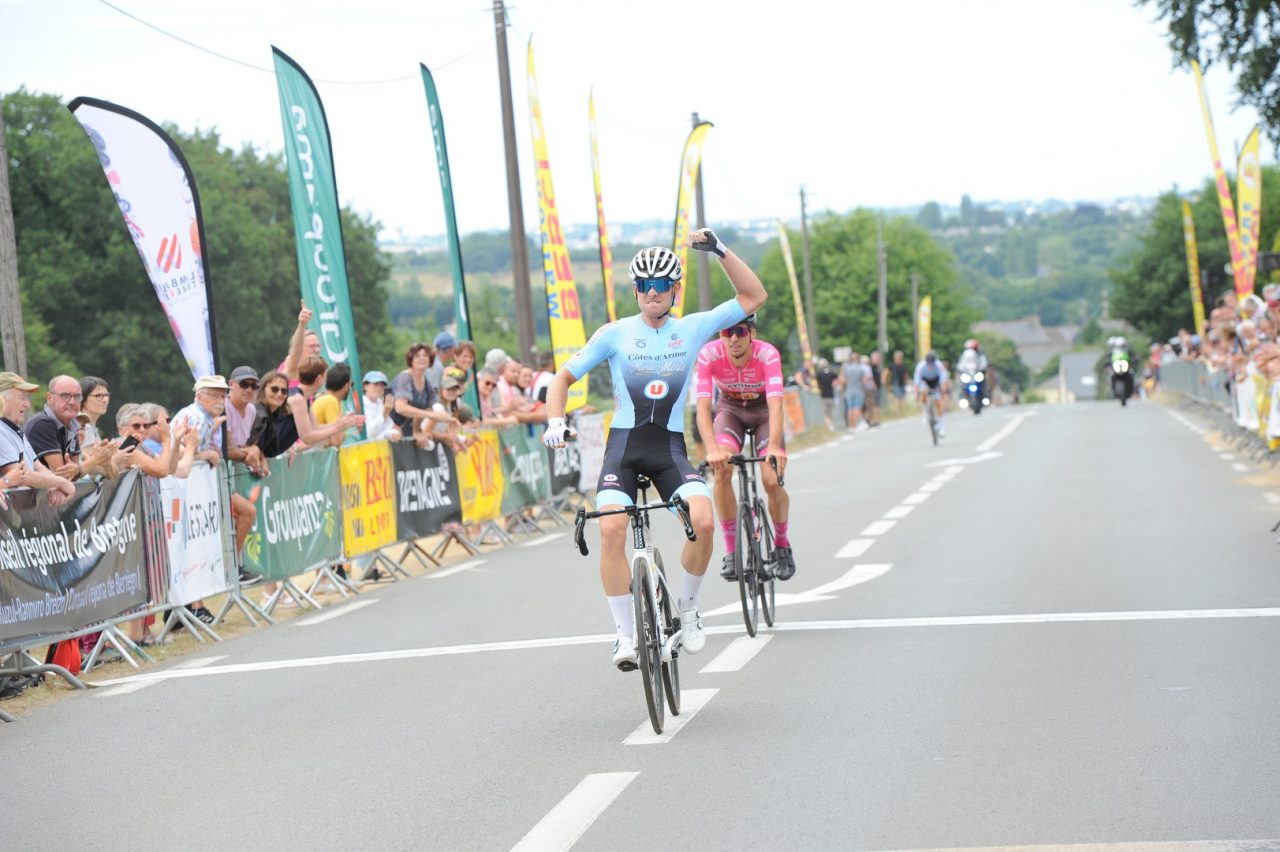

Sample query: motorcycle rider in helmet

[955,338,989,406]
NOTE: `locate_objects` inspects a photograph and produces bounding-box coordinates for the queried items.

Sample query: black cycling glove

[690,228,727,258]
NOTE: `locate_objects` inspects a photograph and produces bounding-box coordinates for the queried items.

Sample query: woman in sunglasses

[541,228,767,670]
[693,313,794,582]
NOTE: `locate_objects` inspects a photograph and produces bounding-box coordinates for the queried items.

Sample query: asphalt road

[5,400,1280,852]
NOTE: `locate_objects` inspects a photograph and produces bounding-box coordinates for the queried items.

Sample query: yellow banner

[588,91,617,324]
[917,296,932,361]
[339,441,397,557]
[457,430,504,524]
[527,41,587,411]
[671,121,713,317]
[775,221,812,362]
[1181,200,1207,338]
[1192,60,1246,298]
[1237,126,1263,298]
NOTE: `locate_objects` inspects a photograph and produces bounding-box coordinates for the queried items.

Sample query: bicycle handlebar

[697,453,785,487]
[573,494,696,557]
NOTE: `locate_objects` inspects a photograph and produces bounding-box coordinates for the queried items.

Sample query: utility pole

[799,186,818,357]
[0,100,26,377]
[876,216,888,355]
[692,112,711,312]
[910,272,920,360]
[492,0,535,361]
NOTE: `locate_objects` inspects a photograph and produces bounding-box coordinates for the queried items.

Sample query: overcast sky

[1,0,1270,240]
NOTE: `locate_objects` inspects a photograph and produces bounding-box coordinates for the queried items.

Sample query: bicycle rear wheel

[755,499,776,627]
[653,550,680,716]
[632,556,664,734]
[736,508,760,637]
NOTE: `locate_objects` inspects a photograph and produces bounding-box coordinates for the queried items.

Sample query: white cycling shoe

[679,608,706,654]
[612,636,638,671]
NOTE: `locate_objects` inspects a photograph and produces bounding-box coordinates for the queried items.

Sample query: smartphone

[118,434,141,451]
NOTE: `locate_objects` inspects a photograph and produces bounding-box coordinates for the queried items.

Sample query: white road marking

[295,598,379,627]
[918,482,944,493]
[1219,453,1236,461]
[836,539,874,558]
[884,505,915,520]
[1231,463,1249,472]
[902,492,932,505]
[520,533,568,548]
[425,559,486,580]
[701,592,836,617]
[925,451,1003,467]
[942,465,965,476]
[701,635,774,673]
[861,519,896,536]
[1263,492,1280,505]
[974,412,1032,452]
[95,655,227,697]
[805,564,892,596]
[623,688,717,745]
[510,771,638,852]
[90,607,1280,688]
[887,841,1280,851]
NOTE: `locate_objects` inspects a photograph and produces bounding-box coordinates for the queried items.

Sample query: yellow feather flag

[670,121,712,317]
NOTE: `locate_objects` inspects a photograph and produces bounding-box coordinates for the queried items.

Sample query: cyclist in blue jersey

[914,350,951,438]
[543,229,767,670]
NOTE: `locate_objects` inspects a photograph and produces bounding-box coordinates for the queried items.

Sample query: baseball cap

[0,372,39,392]
[229,365,259,383]
[440,371,464,391]
[362,370,389,385]
[193,375,231,392]
[434,331,458,350]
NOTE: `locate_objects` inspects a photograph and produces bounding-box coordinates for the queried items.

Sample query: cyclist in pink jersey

[694,314,795,581]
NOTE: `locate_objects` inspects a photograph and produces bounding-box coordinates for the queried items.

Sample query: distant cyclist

[693,314,795,582]
[914,350,950,437]
[542,229,768,670]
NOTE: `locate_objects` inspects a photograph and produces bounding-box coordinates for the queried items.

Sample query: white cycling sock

[608,594,635,639]
[679,572,705,612]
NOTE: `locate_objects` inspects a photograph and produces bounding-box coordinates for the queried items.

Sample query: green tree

[975,332,1030,391]
[4,89,395,411]
[916,201,943,231]
[1140,0,1280,143]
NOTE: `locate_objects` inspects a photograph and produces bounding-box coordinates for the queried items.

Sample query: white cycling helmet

[629,246,683,282]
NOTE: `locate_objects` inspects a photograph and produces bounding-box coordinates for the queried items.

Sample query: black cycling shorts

[596,423,709,507]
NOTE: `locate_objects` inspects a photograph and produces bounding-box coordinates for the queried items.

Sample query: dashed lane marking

[510,772,639,852]
[1231,463,1249,473]
[295,598,379,627]
[884,505,915,520]
[520,533,568,548]
[623,689,718,745]
[836,539,874,558]
[425,559,486,580]
[975,411,1033,453]
[926,451,1003,467]
[700,635,774,673]
[861,519,896,536]
[902,492,932,505]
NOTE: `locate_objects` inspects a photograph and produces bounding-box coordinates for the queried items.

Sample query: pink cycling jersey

[695,339,785,407]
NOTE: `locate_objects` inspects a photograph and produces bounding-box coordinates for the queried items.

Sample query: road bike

[703,440,782,638]
[574,476,696,734]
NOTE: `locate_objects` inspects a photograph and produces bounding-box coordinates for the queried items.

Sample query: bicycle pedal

[662,634,679,663]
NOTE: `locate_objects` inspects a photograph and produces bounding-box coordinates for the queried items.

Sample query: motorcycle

[957,370,989,415]
[1109,355,1134,406]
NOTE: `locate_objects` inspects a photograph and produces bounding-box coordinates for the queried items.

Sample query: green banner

[234,451,343,582]
[420,64,478,413]
[272,47,363,416]
[499,428,551,514]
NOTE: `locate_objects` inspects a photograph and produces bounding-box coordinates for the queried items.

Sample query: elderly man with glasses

[224,366,267,476]
[25,374,116,480]
[0,372,77,505]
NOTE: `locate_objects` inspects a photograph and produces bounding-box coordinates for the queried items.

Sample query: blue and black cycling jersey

[564,298,747,506]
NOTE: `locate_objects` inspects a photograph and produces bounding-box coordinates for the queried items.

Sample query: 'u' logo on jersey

[644,380,669,399]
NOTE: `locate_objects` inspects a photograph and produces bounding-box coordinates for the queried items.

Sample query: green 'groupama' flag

[272,46,363,419]
[420,63,478,413]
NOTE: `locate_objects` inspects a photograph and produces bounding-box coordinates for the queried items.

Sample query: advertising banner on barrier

[0,473,149,644]
[161,465,231,606]
[458,431,504,524]
[234,452,342,582]
[547,441,581,496]
[390,441,462,539]
[575,412,608,493]
[339,441,398,558]
[499,428,550,515]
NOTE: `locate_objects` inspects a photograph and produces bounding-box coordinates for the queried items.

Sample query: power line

[94,0,484,85]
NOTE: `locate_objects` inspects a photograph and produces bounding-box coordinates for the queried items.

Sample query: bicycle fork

[637,546,680,664]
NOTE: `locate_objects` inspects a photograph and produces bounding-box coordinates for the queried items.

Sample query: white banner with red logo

[160,465,232,606]
[69,98,216,379]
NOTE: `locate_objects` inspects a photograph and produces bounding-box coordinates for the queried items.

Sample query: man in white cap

[0,372,77,505]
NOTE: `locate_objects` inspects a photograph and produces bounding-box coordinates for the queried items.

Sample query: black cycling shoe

[774,546,796,581]
[719,553,738,581]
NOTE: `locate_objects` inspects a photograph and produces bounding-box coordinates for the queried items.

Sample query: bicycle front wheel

[736,508,760,637]
[632,556,664,734]
[927,402,938,446]
[755,499,776,627]
[653,549,680,716]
